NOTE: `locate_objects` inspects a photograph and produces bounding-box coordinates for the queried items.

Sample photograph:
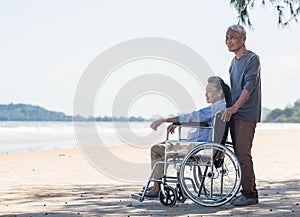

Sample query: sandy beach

[0,129,300,217]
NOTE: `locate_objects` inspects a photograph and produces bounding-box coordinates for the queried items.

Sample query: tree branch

[230,0,300,28]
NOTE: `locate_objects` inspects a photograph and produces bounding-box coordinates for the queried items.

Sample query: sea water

[0,121,153,153]
[0,121,300,153]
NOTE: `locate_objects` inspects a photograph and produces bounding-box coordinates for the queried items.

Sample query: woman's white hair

[227,24,247,36]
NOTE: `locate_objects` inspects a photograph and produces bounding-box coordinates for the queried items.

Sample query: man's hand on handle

[222,106,238,122]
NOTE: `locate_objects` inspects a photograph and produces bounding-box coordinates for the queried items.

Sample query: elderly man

[223,24,261,206]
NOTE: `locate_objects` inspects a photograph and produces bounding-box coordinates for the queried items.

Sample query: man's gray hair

[227,24,246,36]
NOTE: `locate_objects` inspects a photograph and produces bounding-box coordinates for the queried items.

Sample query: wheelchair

[131,111,242,207]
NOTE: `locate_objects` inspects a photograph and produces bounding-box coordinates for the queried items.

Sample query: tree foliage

[264,99,300,122]
[230,0,300,28]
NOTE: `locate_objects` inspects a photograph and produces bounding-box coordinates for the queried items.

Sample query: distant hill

[0,104,72,121]
[261,107,272,121]
[0,103,148,122]
[1,102,299,123]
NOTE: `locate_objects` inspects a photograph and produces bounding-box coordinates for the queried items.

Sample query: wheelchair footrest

[130,193,143,201]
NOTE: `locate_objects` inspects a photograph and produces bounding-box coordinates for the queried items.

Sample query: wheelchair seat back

[211,111,228,168]
[211,111,228,145]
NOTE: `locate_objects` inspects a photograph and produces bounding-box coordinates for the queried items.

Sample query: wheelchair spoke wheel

[179,143,241,207]
[159,186,177,207]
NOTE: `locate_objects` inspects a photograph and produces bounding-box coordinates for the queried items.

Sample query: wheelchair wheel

[159,185,177,207]
[179,142,241,207]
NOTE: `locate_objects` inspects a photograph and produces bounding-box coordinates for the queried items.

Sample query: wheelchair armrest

[166,122,210,140]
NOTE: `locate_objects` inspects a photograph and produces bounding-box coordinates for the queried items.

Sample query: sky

[1,1,300,118]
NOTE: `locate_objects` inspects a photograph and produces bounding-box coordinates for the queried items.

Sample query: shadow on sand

[0,179,299,217]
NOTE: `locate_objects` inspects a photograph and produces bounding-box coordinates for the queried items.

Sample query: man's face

[205,82,222,104]
[225,29,246,53]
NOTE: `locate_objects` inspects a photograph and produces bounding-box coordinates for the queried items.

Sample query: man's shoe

[230,194,243,204]
[232,195,258,206]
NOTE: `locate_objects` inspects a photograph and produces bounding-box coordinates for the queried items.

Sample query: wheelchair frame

[131,111,242,207]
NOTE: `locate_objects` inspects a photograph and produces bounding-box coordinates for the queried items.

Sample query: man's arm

[222,88,250,122]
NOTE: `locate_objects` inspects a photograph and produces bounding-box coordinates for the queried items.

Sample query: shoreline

[1,124,300,154]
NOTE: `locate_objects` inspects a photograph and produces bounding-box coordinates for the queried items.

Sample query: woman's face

[205,82,222,104]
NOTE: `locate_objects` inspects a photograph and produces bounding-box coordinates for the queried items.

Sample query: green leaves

[264,99,300,122]
[230,0,300,28]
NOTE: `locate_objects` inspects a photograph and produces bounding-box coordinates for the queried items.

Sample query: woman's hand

[150,119,165,130]
[168,125,177,134]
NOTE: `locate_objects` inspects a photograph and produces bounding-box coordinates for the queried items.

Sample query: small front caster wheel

[159,185,177,207]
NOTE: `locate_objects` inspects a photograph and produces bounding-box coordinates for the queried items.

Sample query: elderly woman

[144,76,230,198]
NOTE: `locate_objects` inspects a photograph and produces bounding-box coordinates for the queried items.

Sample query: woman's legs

[146,142,165,196]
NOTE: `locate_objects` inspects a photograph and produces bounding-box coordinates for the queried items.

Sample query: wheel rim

[179,143,241,207]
